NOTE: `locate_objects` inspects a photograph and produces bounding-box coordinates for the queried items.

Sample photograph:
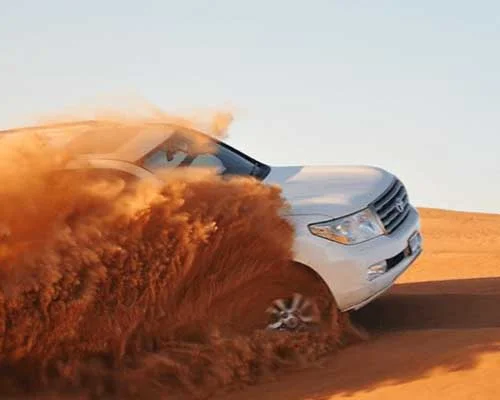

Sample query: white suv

[1,120,423,332]
[266,166,422,311]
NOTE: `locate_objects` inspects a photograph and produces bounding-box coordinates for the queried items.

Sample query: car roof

[0,120,210,163]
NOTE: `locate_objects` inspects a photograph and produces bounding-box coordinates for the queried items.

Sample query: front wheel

[218,262,339,335]
[202,262,367,343]
[241,262,369,343]
[263,291,368,343]
[266,292,322,332]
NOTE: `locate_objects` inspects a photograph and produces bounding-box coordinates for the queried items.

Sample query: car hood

[263,165,395,218]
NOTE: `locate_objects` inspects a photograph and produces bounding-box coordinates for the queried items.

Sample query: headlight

[308,208,384,245]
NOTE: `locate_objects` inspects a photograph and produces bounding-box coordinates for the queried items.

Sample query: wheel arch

[289,260,337,306]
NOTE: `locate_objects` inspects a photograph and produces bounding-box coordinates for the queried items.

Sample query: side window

[142,149,188,171]
[190,154,226,173]
[139,131,262,177]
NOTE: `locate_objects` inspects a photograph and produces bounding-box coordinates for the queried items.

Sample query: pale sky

[1,1,499,213]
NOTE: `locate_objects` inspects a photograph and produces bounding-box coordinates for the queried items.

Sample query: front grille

[372,178,410,234]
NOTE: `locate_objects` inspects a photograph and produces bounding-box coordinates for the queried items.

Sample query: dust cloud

[0,114,345,399]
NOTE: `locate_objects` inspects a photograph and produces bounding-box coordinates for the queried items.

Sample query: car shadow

[222,277,500,400]
[351,277,500,331]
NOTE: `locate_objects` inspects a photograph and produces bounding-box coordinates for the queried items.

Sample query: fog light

[367,261,387,281]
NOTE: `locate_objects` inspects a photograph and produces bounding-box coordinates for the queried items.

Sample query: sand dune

[222,208,500,399]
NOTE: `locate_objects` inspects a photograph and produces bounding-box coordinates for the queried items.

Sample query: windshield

[139,131,270,180]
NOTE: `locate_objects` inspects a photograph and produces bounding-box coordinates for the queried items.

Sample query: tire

[213,262,341,335]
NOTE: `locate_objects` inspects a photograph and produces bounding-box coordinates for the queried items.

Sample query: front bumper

[344,245,422,311]
[293,207,422,311]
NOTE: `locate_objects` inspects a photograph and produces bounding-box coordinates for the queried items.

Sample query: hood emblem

[395,199,405,213]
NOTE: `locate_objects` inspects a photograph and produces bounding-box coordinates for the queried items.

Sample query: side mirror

[164,135,191,161]
[166,148,176,162]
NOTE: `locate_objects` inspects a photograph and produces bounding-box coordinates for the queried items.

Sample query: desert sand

[221,208,500,399]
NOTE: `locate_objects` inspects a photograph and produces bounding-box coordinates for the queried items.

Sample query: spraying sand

[0,118,352,399]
